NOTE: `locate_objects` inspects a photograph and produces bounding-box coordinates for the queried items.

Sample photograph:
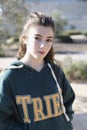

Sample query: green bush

[6,35,19,45]
[82,32,87,36]
[63,61,87,82]
[62,30,82,35]
[0,47,5,57]
[58,35,73,43]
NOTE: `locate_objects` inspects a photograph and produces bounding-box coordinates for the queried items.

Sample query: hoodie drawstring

[48,63,70,122]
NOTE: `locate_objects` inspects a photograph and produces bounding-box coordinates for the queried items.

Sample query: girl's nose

[40,41,46,48]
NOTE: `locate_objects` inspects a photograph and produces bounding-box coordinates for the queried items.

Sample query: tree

[52,10,67,37]
[0,0,30,35]
[0,0,31,56]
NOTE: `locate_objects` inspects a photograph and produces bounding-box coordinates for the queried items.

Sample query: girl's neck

[20,57,45,72]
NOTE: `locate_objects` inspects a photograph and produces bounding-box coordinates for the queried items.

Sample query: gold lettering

[44,95,53,118]
[32,97,46,122]
[52,93,63,116]
[16,93,63,123]
[16,95,31,123]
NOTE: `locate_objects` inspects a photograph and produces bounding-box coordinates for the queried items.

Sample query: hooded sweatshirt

[0,60,75,130]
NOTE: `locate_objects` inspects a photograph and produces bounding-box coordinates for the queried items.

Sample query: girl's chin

[33,55,45,60]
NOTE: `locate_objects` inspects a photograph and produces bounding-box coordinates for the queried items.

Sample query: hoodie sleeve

[58,68,75,121]
[0,71,24,130]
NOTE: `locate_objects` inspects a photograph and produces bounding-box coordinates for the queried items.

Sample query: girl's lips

[37,51,45,54]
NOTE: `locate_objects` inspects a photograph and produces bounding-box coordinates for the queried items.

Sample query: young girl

[0,12,75,130]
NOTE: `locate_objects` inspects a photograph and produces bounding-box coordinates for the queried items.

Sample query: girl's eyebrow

[35,34,53,39]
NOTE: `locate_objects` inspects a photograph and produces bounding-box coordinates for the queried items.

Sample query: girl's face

[23,25,54,61]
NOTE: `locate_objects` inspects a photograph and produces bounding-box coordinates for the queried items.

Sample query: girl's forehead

[27,25,54,37]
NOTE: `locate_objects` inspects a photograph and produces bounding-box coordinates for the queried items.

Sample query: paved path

[55,52,87,62]
[0,57,16,70]
[71,83,87,130]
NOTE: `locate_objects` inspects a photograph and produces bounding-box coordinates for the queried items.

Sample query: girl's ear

[22,35,28,44]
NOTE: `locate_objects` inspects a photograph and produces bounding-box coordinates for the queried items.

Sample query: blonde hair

[17,12,55,63]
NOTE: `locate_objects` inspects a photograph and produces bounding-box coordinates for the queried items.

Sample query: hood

[7,60,24,70]
[7,59,49,73]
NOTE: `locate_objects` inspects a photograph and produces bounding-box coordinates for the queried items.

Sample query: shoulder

[0,65,23,81]
[49,62,69,87]
[0,65,21,93]
[50,62,64,75]
[0,68,14,83]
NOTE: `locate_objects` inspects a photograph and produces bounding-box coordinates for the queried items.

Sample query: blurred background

[0,0,87,130]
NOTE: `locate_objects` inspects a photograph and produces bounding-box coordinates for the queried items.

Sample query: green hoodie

[0,60,75,130]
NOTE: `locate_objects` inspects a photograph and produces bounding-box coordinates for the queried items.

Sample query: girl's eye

[46,39,52,43]
[35,37,41,41]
